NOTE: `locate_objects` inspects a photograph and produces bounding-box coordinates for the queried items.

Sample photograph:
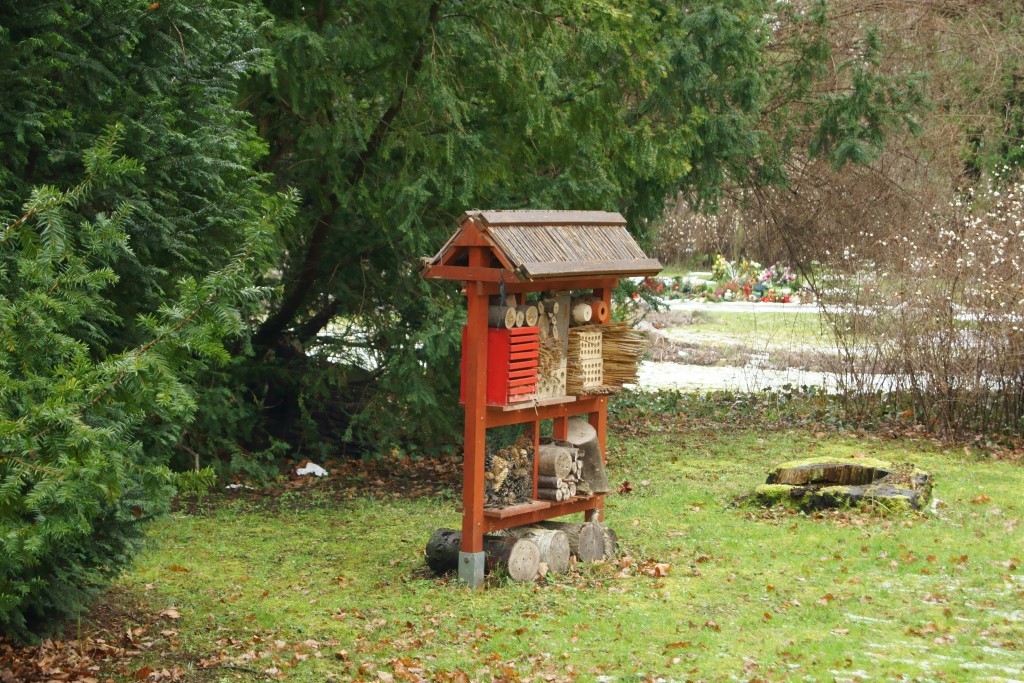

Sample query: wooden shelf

[483,495,604,532]
[486,394,606,428]
[483,500,550,519]
[493,395,577,412]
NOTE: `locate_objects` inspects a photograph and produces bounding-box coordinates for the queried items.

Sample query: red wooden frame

[424,222,618,564]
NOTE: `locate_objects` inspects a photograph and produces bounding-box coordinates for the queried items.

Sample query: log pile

[601,322,648,388]
[425,529,539,581]
[488,295,542,330]
[536,520,617,561]
[425,522,617,582]
[535,440,589,501]
[505,527,570,573]
[484,433,533,508]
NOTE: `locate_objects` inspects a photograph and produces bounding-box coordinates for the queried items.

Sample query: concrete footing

[458,551,485,588]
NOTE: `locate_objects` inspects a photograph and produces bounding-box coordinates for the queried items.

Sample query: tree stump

[425,529,540,581]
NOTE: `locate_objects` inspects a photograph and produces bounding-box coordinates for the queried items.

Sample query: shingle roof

[429,210,662,280]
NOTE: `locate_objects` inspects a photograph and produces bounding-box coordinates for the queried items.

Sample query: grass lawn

[678,312,831,349]
[97,396,1023,682]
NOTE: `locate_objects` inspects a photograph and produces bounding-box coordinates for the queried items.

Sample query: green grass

[666,311,831,350]
[107,406,1024,682]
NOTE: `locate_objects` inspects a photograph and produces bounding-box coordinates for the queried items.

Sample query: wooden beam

[483,495,604,532]
[485,394,605,428]
[422,265,518,282]
[518,259,662,279]
[480,277,618,295]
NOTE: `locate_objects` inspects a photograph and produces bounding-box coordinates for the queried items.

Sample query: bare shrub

[822,181,1024,437]
[652,0,1024,438]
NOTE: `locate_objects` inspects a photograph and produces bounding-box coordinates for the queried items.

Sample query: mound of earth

[752,456,932,512]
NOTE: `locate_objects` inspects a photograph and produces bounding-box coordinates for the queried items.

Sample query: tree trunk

[425,528,540,581]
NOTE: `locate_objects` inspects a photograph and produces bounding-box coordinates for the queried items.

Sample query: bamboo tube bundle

[566,327,603,394]
[484,434,534,508]
[601,322,648,388]
[535,336,562,396]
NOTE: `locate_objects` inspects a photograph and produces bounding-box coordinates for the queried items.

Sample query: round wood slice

[538,445,573,478]
[516,305,540,327]
[424,529,540,581]
[515,311,525,327]
[503,538,540,581]
[572,302,592,323]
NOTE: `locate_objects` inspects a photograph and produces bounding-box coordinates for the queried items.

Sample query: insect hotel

[421,210,661,587]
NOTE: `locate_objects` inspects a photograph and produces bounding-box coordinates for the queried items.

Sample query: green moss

[817,485,853,495]
[756,484,796,494]
[752,484,803,509]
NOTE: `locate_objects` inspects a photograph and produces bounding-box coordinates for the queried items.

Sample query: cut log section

[517,304,539,328]
[567,417,609,494]
[425,528,540,581]
[536,521,605,562]
[536,487,565,502]
[571,302,593,324]
[538,444,573,479]
[488,305,517,329]
[506,527,570,573]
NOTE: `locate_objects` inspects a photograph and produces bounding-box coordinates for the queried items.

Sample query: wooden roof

[426,210,662,280]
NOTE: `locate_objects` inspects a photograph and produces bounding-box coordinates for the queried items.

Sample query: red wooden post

[552,416,568,440]
[531,421,540,498]
[461,246,489,574]
[586,284,614,522]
